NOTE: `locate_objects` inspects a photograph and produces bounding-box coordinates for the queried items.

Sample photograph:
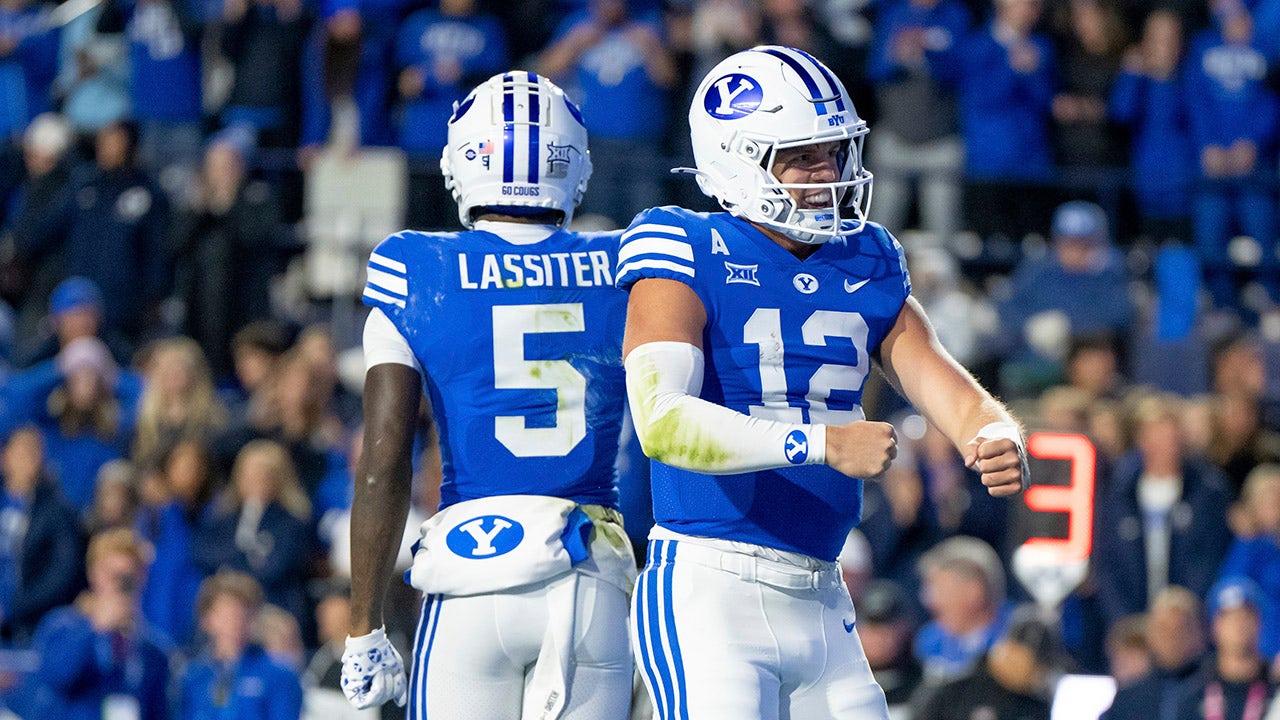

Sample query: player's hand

[962,432,1026,498]
[341,627,408,709]
[825,421,897,479]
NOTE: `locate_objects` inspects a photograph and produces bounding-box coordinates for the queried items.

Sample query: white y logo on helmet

[706,74,763,119]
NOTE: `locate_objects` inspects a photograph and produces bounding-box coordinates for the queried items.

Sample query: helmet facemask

[749,130,874,245]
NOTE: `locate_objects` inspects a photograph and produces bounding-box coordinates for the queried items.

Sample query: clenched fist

[963,428,1027,498]
[825,421,898,479]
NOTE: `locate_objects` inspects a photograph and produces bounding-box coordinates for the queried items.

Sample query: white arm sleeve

[363,308,422,375]
[625,341,826,474]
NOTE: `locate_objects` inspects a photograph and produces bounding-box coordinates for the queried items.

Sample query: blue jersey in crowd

[361,226,628,511]
[1109,69,1197,219]
[615,207,912,561]
[1185,29,1279,154]
[125,0,203,122]
[28,607,173,720]
[0,3,58,137]
[938,24,1057,180]
[179,645,301,720]
[867,0,971,85]
[395,9,508,155]
[553,15,667,140]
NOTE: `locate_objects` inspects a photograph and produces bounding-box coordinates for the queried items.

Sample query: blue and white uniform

[362,221,635,720]
[618,206,908,719]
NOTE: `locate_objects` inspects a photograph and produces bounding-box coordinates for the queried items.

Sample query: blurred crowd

[1,0,1280,717]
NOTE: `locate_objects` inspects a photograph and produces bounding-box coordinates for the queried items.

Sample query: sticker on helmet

[546,143,580,179]
[704,73,763,120]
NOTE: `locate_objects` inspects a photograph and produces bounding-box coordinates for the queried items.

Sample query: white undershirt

[363,308,420,373]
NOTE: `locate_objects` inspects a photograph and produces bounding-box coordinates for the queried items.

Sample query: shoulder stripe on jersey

[618,259,695,279]
[363,286,406,309]
[618,237,695,265]
[756,47,830,116]
[369,253,407,274]
[621,223,689,242]
[366,268,408,297]
[788,47,847,112]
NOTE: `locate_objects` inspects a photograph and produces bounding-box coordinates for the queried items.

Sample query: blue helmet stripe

[756,47,828,115]
[502,73,515,183]
[527,71,540,183]
[790,47,847,112]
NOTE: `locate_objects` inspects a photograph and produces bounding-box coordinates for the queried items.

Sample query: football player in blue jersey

[341,71,637,720]
[617,46,1028,719]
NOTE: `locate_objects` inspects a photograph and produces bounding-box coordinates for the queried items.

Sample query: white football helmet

[441,71,592,228]
[686,46,873,244]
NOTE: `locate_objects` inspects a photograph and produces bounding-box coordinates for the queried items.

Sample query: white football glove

[341,626,408,709]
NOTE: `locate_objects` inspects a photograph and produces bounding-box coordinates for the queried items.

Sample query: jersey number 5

[491,303,587,457]
[743,308,870,425]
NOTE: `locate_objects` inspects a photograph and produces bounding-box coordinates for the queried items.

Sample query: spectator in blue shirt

[0,0,59,140]
[1110,10,1198,244]
[20,337,131,511]
[940,0,1058,241]
[179,571,303,720]
[1101,586,1207,720]
[1215,464,1280,661]
[540,0,677,227]
[15,121,173,351]
[53,4,131,134]
[395,0,507,230]
[1171,578,1277,720]
[1184,0,1280,311]
[140,440,214,646]
[1094,393,1233,628]
[193,440,314,629]
[0,426,84,643]
[997,201,1134,394]
[1255,0,1279,57]
[299,0,414,152]
[97,0,206,196]
[914,536,1013,692]
[3,113,77,352]
[866,0,972,245]
[26,528,172,720]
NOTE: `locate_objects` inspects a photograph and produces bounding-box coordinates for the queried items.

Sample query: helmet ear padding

[688,46,874,244]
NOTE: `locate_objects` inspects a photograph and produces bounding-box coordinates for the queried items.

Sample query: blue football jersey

[363,227,627,511]
[616,207,912,560]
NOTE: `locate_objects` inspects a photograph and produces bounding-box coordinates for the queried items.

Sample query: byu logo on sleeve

[446,515,525,558]
[704,73,763,119]
[784,430,809,464]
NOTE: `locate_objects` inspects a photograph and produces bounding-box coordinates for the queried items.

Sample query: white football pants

[632,528,890,720]
[406,571,633,720]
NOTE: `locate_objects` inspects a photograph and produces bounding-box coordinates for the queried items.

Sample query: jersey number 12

[743,308,870,425]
